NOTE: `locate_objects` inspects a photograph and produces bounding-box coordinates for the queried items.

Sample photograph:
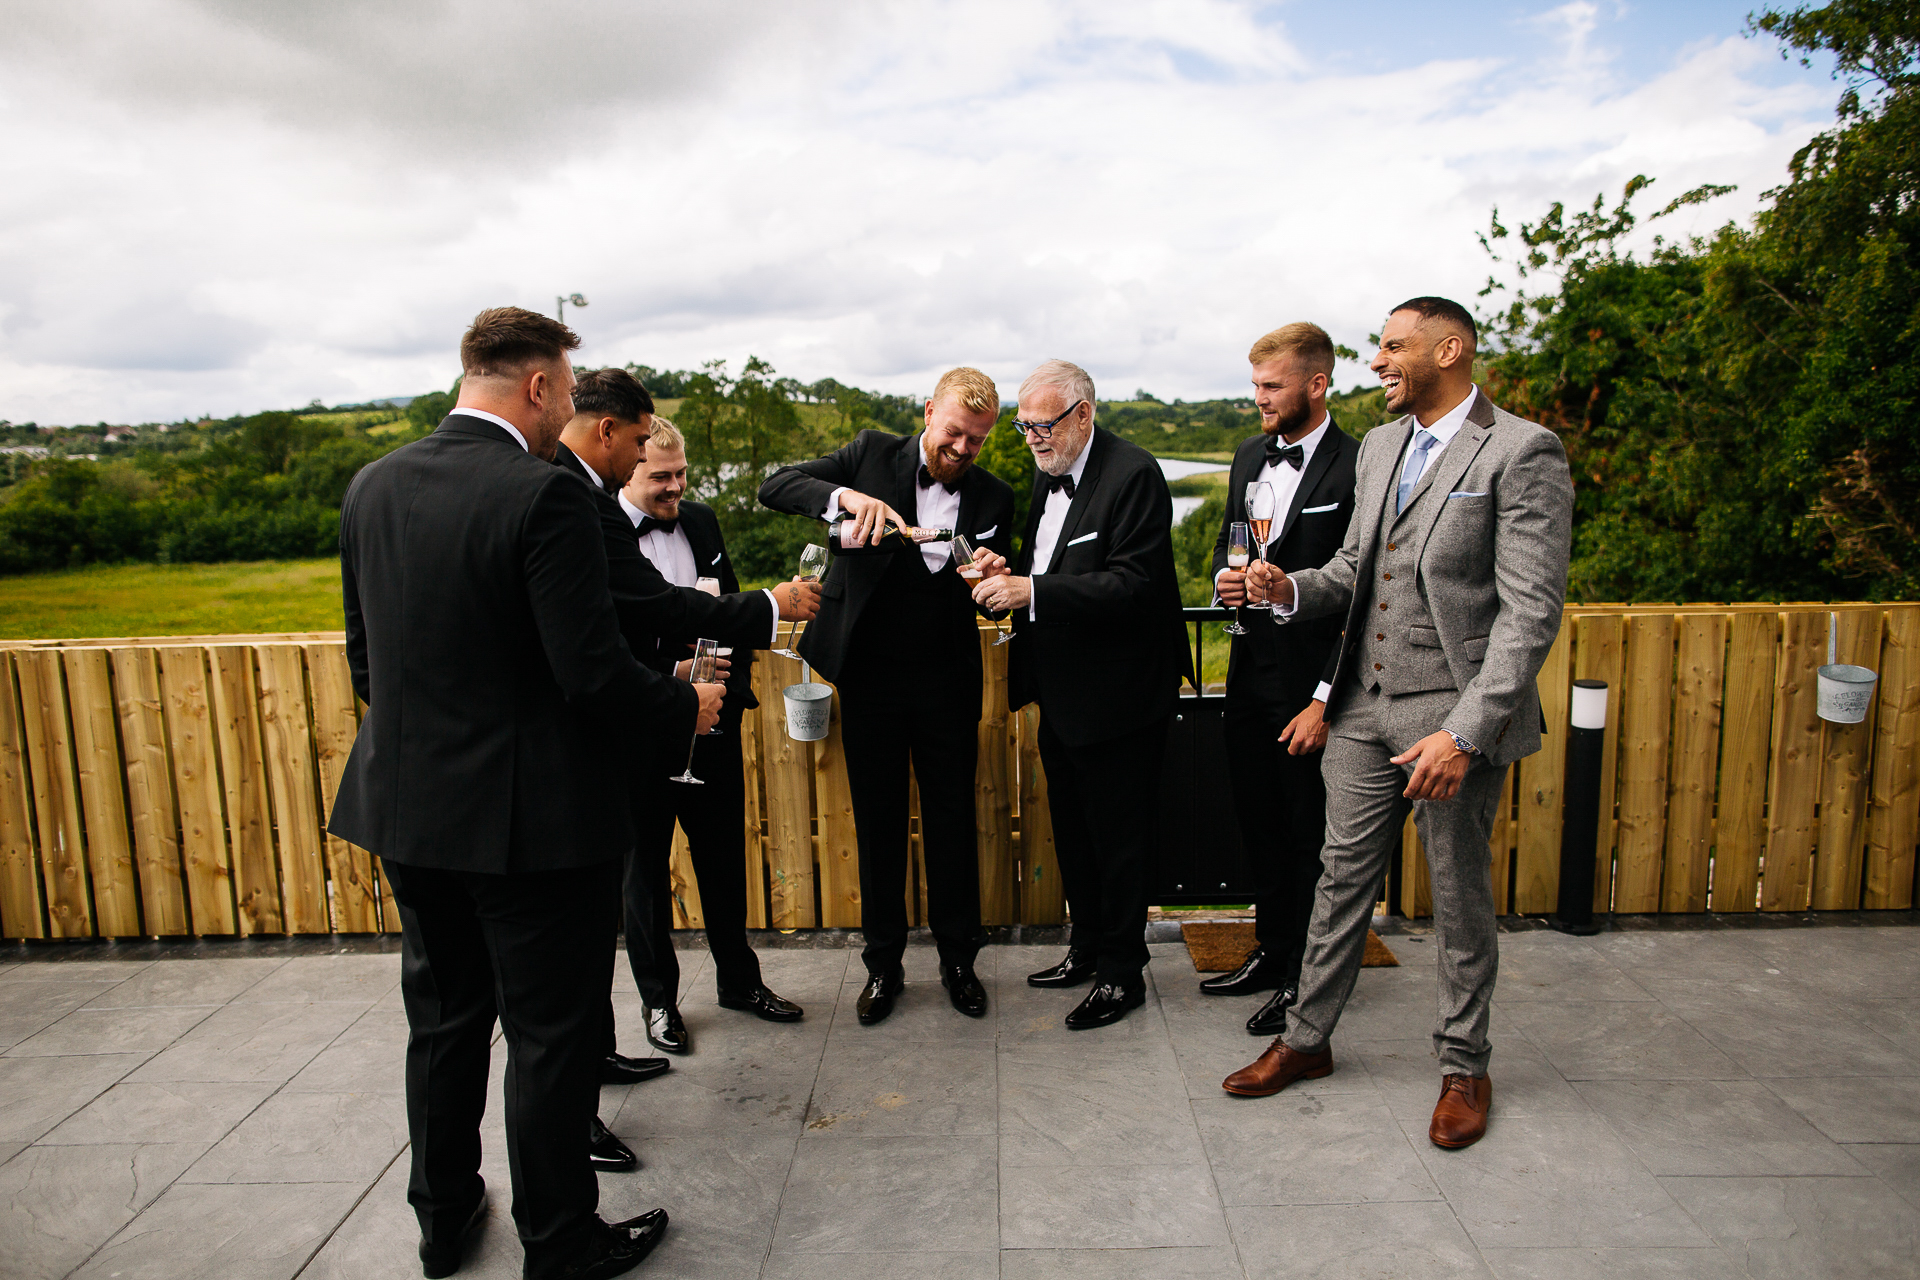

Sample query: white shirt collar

[617,489,646,528]
[566,446,603,490]
[1414,385,1479,446]
[449,407,529,453]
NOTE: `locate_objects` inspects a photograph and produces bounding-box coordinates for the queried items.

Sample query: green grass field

[0,560,345,639]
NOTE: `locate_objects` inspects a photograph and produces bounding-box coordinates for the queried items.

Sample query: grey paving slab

[284,1010,408,1094]
[595,1133,795,1280]
[1830,996,1920,1057]
[1763,1074,1920,1142]
[1227,1201,1492,1280]
[1316,964,1452,1043]
[1192,1093,1439,1206]
[1405,1112,1709,1249]
[82,957,287,1008]
[5,1003,216,1057]
[0,1140,24,1165]
[1663,1173,1920,1280]
[1844,1143,1920,1207]
[0,1140,207,1280]
[71,1178,367,1280]
[1503,999,1744,1081]
[1000,1049,1207,1167]
[824,949,1003,1043]
[0,979,108,1051]
[1000,1245,1244,1278]
[803,1037,996,1137]
[772,1134,997,1254]
[1492,937,1650,1003]
[299,1149,520,1280]
[1639,974,1917,1077]
[1480,1245,1741,1279]
[1575,1078,1866,1176]
[1739,928,1920,1000]
[229,953,401,1006]
[1583,931,1767,984]
[127,1000,364,1083]
[1000,1162,1229,1249]
[182,1088,408,1184]
[1352,1035,1588,1122]
[0,1052,148,1142]
[763,1252,997,1280]
[42,1080,278,1146]
[1151,959,1376,1101]
[0,959,151,984]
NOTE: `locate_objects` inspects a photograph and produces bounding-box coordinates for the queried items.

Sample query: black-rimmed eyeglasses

[1009,400,1085,440]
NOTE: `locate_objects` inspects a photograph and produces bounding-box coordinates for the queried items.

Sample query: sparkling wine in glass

[953,533,1012,646]
[774,543,828,660]
[670,638,719,785]
[1223,520,1251,636]
[1245,481,1278,613]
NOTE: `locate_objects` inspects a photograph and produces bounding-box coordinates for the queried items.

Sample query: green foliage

[1173,495,1227,606]
[0,559,345,638]
[974,407,1035,552]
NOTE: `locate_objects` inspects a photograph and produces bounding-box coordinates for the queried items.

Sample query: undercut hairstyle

[572,367,655,424]
[931,366,1000,416]
[1247,322,1336,379]
[644,416,684,455]
[460,306,580,379]
[1389,296,1477,352]
[1018,359,1097,421]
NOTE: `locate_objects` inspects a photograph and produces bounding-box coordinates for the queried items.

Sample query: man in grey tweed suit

[1220,296,1573,1150]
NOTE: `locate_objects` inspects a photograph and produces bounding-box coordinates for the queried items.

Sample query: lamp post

[556,293,588,323]
[1551,679,1609,935]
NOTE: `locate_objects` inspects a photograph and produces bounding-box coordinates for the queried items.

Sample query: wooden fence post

[63,649,140,936]
[16,648,92,937]
[1662,613,1727,913]
[1613,614,1675,913]
[1714,611,1777,912]
[1761,612,1826,911]
[0,653,47,939]
[1865,606,1920,909]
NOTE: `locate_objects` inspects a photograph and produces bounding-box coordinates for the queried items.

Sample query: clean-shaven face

[627,444,688,520]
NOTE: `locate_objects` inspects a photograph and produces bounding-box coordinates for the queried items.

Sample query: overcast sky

[1,0,1837,424]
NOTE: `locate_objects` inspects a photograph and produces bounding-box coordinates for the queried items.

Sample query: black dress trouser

[383,857,618,1279]
[623,728,762,1010]
[1224,702,1329,991]
[1036,714,1168,986]
[838,688,985,976]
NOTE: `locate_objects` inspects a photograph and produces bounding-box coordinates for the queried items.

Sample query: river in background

[1161,457,1228,525]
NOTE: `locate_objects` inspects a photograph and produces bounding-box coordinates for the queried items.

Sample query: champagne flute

[953,534,1012,646]
[669,638,719,785]
[773,543,828,659]
[1245,481,1278,614]
[1223,520,1251,636]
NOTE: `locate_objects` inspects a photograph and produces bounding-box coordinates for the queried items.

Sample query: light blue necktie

[1396,429,1437,515]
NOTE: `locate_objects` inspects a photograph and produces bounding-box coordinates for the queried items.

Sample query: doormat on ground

[1182,920,1398,971]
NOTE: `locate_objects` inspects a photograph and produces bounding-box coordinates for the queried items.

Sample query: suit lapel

[1408,419,1493,559]
[681,507,719,570]
[1361,420,1411,539]
[1018,471,1047,573]
[1045,429,1106,575]
[1273,421,1343,552]
[895,432,923,528]
[956,470,980,546]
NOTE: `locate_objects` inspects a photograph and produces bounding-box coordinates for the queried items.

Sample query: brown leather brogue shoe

[1221,1040,1334,1097]
[1428,1073,1492,1148]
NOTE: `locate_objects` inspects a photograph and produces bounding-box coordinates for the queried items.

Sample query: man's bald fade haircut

[932,367,1001,417]
[1389,296,1478,355]
[459,306,581,379]
[1248,322,1336,378]
[573,367,655,423]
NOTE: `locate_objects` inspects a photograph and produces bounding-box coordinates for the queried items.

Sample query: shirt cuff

[823,487,847,521]
[1312,681,1332,703]
[760,590,780,646]
[1445,729,1480,755]
[1272,594,1298,618]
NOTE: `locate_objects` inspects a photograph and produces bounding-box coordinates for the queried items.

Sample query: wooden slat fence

[1,604,1916,939]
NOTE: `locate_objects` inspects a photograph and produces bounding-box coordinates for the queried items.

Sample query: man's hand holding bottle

[836,490,908,549]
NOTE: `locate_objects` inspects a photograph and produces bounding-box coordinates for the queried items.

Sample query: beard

[924,443,972,484]
[1263,396,1315,438]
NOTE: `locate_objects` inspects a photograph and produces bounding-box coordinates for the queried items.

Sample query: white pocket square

[1448,491,1488,499]
[976,525,997,539]
[711,551,723,564]
[1300,503,1339,514]
[1066,531,1098,547]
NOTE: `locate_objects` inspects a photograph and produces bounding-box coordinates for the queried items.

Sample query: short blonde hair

[1018,359,1096,419]
[931,367,999,416]
[1248,322,1335,379]
[644,416,684,454]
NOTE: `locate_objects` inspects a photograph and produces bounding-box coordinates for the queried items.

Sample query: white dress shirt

[1216,415,1334,702]
[1026,431,1096,621]
[1394,384,1478,489]
[449,407,529,453]
[823,433,961,571]
[620,490,780,644]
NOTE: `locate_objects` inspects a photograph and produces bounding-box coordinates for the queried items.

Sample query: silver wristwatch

[1449,732,1479,756]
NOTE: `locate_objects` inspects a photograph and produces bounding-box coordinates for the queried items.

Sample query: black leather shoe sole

[600,1055,671,1085]
[419,1191,487,1278]
[1026,955,1097,988]
[717,988,806,1022]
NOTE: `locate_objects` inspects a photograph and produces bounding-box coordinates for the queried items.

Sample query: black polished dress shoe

[1064,981,1146,1030]
[600,1053,670,1085]
[941,963,988,1017]
[544,1209,668,1280]
[645,1005,690,1054]
[588,1115,638,1172]
[856,967,904,1025]
[717,983,805,1022]
[1245,985,1297,1036]
[418,1186,486,1278]
[1026,950,1097,988]
[1200,946,1284,996]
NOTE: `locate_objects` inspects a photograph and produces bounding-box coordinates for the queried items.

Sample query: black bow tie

[635,515,678,538]
[1265,439,1305,470]
[1046,473,1076,498]
[917,464,960,495]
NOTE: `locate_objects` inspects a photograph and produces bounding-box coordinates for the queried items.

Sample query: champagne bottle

[825,516,955,556]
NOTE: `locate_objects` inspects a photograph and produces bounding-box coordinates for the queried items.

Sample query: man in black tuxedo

[616,417,808,1050]
[330,308,722,1280]
[550,369,817,1068]
[757,367,1015,1025]
[1203,323,1358,1038]
[971,359,1194,1029]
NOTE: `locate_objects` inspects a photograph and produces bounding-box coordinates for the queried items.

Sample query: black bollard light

[1550,679,1609,935]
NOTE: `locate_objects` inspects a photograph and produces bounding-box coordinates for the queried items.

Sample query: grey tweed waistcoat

[1353,473,1457,697]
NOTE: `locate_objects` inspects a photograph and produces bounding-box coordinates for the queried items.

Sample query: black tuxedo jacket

[644,500,759,725]
[757,429,1015,687]
[330,415,697,874]
[1007,427,1194,746]
[1209,421,1358,714]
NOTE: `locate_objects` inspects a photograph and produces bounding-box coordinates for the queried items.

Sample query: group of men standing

[329,295,1571,1279]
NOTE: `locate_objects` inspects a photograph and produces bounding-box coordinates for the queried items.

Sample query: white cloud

[0,0,1832,422]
